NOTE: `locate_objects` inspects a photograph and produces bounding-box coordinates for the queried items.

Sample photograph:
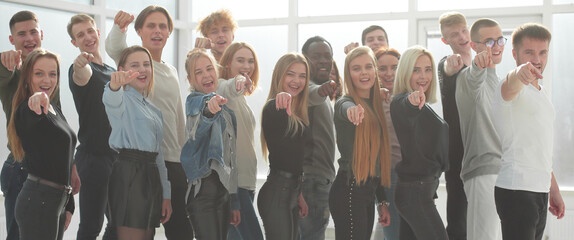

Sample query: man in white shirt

[492,22,565,240]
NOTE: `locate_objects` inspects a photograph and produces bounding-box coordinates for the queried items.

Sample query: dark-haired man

[299,36,339,240]
[344,25,389,54]
[492,23,565,240]
[0,11,65,240]
[67,13,117,240]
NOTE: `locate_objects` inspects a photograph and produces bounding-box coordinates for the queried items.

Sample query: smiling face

[190,56,218,94]
[305,41,333,84]
[473,26,504,64]
[137,12,170,55]
[9,19,43,58]
[281,62,307,97]
[409,55,433,92]
[71,21,100,54]
[513,37,549,74]
[364,29,388,52]
[350,54,376,98]
[442,23,470,54]
[207,24,234,55]
[228,47,255,78]
[30,57,58,97]
[119,51,152,94]
[377,54,399,91]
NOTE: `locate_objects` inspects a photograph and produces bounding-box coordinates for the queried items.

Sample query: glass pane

[106,0,178,19]
[554,0,574,3]
[63,0,91,4]
[104,19,178,68]
[299,0,407,16]
[418,0,542,11]
[551,13,574,188]
[299,20,409,84]
[230,25,289,178]
[191,0,288,20]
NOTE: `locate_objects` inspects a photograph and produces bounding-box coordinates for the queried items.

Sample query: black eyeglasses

[475,37,507,48]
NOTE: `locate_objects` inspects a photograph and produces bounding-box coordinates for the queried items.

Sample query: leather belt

[270,168,302,180]
[28,174,72,194]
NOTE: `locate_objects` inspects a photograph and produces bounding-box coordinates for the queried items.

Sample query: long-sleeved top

[216,77,257,190]
[438,56,466,173]
[15,101,75,213]
[303,81,336,180]
[1,52,60,153]
[390,93,449,181]
[102,83,171,199]
[455,60,501,181]
[262,99,307,176]
[105,24,185,163]
[382,101,402,168]
[180,91,239,208]
[68,62,116,155]
[334,96,386,200]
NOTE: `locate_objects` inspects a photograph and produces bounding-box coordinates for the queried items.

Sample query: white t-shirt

[492,81,555,193]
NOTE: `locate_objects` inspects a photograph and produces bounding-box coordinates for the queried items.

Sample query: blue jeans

[395,178,447,240]
[298,174,331,240]
[374,168,399,240]
[228,188,264,240]
[15,179,70,240]
[75,150,117,240]
[0,155,27,240]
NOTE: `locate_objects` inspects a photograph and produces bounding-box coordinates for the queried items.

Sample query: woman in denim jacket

[180,48,240,240]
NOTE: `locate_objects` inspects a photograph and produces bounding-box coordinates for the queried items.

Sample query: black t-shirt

[438,56,465,167]
[69,62,115,155]
[262,99,307,175]
[15,101,76,213]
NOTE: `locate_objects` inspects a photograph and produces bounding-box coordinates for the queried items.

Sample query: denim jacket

[180,92,240,208]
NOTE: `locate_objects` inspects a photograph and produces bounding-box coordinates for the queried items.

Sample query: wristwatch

[376,200,390,207]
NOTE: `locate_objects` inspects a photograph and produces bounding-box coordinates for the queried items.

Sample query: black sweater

[390,93,449,181]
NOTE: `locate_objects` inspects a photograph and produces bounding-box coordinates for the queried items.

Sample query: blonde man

[437,11,471,240]
[195,9,238,62]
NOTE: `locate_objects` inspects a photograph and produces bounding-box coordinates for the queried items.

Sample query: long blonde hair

[392,46,438,103]
[261,53,310,159]
[7,49,60,161]
[343,47,391,187]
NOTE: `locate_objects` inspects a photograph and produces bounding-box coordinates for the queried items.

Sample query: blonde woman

[180,48,239,240]
[329,46,391,240]
[217,42,264,240]
[390,46,448,239]
[258,53,310,240]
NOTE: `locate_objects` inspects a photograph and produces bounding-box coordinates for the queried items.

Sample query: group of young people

[0,5,565,240]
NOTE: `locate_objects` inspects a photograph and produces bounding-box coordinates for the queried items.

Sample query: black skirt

[108,149,162,229]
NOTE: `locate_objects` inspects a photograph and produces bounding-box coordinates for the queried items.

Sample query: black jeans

[164,161,194,240]
[0,156,27,240]
[395,178,448,240]
[15,179,70,240]
[186,171,230,240]
[495,187,548,240]
[444,153,467,240]
[75,150,117,240]
[329,171,377,240]
[258,170,301,240]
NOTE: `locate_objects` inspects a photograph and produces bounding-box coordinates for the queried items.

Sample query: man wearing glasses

[455,18,505,240]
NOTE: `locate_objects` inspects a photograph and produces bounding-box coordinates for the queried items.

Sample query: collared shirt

[102,83,171,198]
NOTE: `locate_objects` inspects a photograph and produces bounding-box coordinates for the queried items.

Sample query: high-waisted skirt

[108,149,162,229]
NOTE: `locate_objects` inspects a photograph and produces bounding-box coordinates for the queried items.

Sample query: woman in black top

[330,46,391,240]
[7,49,77,240]
[390,46,449,240]
[258,53,310,240]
